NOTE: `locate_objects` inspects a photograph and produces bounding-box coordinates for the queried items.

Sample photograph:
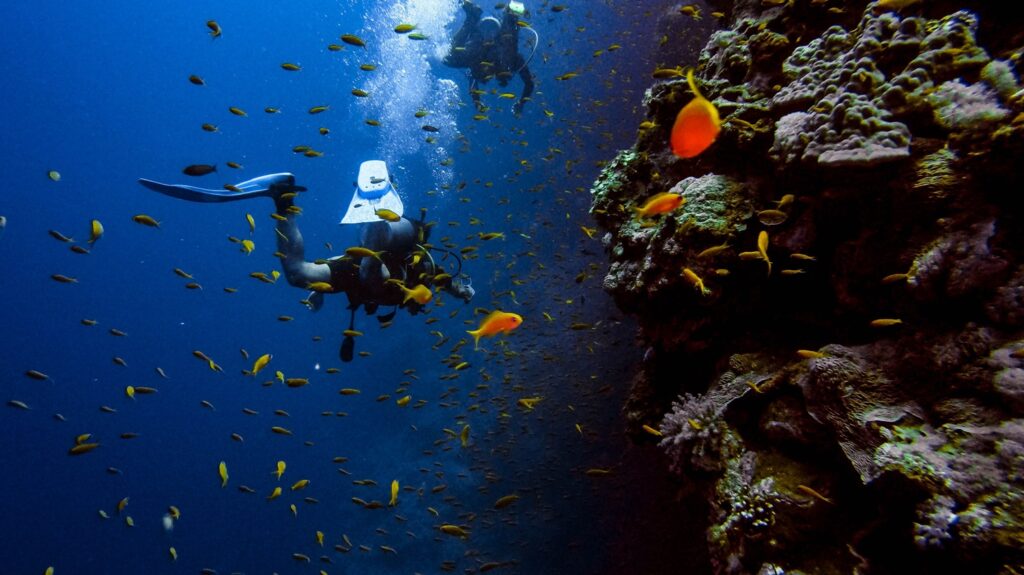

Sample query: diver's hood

[479,16,500,40]
[340,160,405,225]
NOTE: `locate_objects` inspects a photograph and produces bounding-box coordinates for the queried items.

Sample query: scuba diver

[138,161,475,362]
[443,0,537,116]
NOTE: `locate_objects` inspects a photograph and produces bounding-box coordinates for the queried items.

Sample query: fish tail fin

[467,329,482,350]
[685,67,703,99]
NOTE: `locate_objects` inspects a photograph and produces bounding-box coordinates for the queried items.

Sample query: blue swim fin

[138,173,306,203]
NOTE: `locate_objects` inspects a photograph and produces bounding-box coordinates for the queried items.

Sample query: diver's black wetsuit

[444,2,534,113]
[273,191,452,314]
[138,172,473,363]
[272,188,472,361]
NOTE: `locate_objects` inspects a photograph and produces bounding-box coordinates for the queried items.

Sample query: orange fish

[467,311,523,350]
[634,192,685,219]
[670,68,720,159]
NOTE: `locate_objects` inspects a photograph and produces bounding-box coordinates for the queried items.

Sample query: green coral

[674,174,753,235]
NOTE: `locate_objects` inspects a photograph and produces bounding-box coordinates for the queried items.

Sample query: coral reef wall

[590,1,1024,573]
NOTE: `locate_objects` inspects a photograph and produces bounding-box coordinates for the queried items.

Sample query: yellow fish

[340,34,365,47]
[757,230,771,276]
[291,479,309,491]
[89,219,104,244]
[267,486,282,500]
[869,318,902,327]
[460,425,470,448]
[375,208,401,222]
[389,479,399,506]
[682,268,711,296]
[251,353,272,375]
[275,460,286,480]
[517,396,542,409]
[493,494,520,509]
[246,213,255,234]
[218,461,228,488]
[642,424,663,437]
[132,214,160,228]
[345,246,383,260]
[401,284,432,305]
[439,524,469,538]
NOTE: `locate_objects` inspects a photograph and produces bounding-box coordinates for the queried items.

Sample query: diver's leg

[274,194,332,288]
[444,2,482,67]
[357,222,391,288]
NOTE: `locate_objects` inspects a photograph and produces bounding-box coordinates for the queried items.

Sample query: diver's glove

[449,275,475,303]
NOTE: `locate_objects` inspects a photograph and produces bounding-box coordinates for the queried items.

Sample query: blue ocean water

[1,1,709,573]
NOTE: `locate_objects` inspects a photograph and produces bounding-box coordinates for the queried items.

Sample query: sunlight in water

[361,0,460,193]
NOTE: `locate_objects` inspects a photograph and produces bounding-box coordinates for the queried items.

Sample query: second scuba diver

[443,0,536,116]
[138,162,475,362]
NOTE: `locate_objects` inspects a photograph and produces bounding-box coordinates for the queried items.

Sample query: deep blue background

[1,1,711,573]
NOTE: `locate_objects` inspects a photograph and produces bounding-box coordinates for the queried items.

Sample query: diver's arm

[273,192,332,288]
[518,64,534,102]
[451,4,480,49]
[470,78,484,111]
[444,2,481,68]
[512,65,533,116]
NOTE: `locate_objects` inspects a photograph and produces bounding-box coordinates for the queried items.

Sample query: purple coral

[927,80,1009,132]
[660,393,732,474]
[914,494,959,550]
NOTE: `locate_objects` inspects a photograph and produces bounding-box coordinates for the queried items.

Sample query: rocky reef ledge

[591,1,1024,573]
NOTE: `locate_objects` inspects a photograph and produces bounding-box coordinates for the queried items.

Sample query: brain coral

[770,7,991,168]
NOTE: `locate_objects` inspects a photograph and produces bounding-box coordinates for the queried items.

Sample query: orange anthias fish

[634,192,685,219]
[670,68,721,159]
[467,311,523,350]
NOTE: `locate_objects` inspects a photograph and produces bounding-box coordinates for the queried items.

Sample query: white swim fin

[340,161,404,224]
